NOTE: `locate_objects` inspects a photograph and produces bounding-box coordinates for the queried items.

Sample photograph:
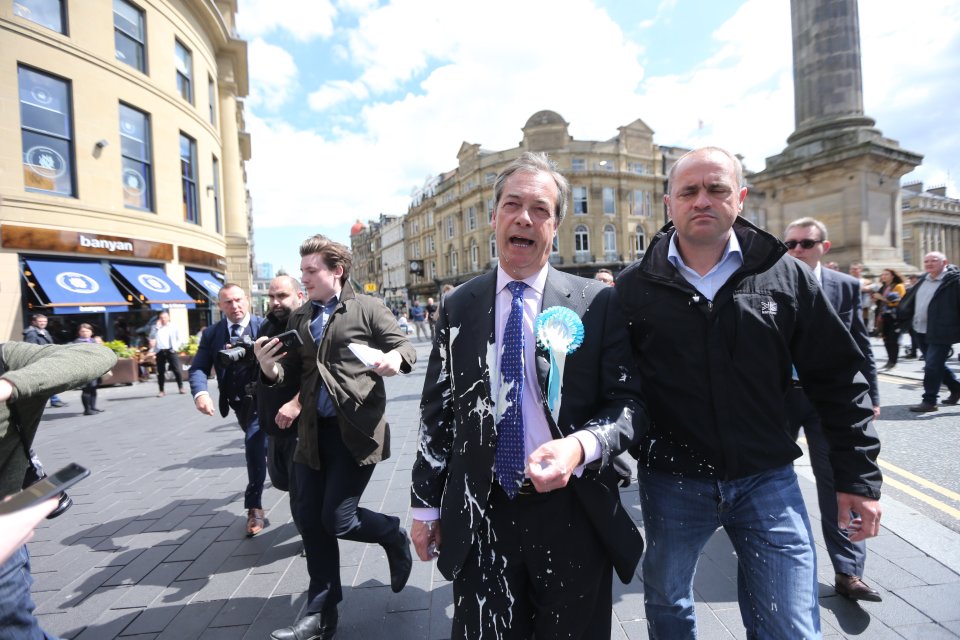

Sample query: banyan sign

[0,224,173,260]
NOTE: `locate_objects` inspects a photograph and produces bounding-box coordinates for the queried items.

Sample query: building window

[490,233,498,259]
[485,172,496,185]
[428,260,436,280]
[427,235,435,253]
[487,197,495,223]
[467,206,477,231]
[551,235,559,254]
[603,225,616,254]
[179,132,198,224]
[175,39,193,103]
[450,250,458,275]
[571,158,585,172]
[628,162,648,175]
[573,186,588,215]
[631,189,652,217]
[470,240,479,270]
[634,229,646,256]
[575,225,590,252]
[446,216,455,239]
[212,155,221,234]
[14,0,66,34]
[208,75,217,124]
[119,103,152,210]
[603,187,616,214]
[114,0,145,72]
[19,66,75,196]
[427,212,434,227]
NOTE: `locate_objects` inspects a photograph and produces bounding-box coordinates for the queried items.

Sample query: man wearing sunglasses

[783,217,882,603]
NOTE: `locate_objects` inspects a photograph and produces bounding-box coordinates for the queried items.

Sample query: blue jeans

[0,545,58,639]
[638,465,820,640]
[917,335,960,404]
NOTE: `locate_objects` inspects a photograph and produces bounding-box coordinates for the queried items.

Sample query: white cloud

[237,0,337,41]
[246,39,298,111]
[308,79,370,111]
[244,0,960,244]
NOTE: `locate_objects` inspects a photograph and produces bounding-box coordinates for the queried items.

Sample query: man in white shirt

[152,311,184,397]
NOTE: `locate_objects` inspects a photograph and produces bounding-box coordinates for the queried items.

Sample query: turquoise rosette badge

[534,306,584,420]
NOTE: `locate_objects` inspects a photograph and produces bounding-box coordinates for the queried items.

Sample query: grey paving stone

[155,600,226,640]
[239,594,307,640]
[864,552,928,590]
[104,545,177,586]
[890,554,960,585]
[897,583,960,623]
[70,608,141,640]
[164,527,229,563]
[110,561,192,609]
[120,605,184,635]
[895,622,960,639]
[620,619,649,639]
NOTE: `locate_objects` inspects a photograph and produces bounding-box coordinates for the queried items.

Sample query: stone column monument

[751,0,922,273]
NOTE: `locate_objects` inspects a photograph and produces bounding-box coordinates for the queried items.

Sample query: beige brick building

[0,0,251,343]
[901,182,960,270]
[404,110,670,301]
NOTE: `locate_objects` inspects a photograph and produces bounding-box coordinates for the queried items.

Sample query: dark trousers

[267,434,301,533]
[294,418,398,615]
[452,481,611,640]
[80,380,98,412]
[786,387,866,577]
[879,315,900,365]
[917,333,960,404]
[155,349,183,392]
[244,419,267,509]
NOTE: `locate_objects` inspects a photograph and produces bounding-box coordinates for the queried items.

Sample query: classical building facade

[901,183,960,268]
[0,0,251,343]
[404,110,669,300]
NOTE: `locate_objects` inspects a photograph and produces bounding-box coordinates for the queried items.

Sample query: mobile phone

[0,463,90,515]
[275,329,303,350]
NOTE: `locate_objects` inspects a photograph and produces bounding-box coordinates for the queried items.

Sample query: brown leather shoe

[246,508,265,536]
[909,402,938,413]
[835,573,882,602]
[943,391,960,405]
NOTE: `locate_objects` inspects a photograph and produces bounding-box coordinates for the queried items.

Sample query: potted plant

[178,334,200,370]
[100,340,139,386]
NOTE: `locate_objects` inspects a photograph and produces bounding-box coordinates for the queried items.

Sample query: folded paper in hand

[348,342,383,368]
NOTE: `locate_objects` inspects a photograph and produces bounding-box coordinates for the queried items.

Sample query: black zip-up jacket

[895,265,960,345]
[617,218,881,499]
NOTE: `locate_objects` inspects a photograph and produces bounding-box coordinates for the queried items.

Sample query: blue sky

[237,0,960,275]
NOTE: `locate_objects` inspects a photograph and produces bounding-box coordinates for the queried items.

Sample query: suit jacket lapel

[462,272,497,405]
[535,268,578,433]
[821,268,841,309]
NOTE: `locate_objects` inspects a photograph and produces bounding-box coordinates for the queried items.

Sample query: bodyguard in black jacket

[616,147,881,639]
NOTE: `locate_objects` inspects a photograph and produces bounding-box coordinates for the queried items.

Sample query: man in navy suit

[189,283,267,536]
[784,217,883,602]
[411,153,647,639]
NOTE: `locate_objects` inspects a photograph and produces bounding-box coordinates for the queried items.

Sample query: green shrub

[104,340,137,358]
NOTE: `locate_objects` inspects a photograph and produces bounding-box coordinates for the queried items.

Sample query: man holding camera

[189,283,267,536]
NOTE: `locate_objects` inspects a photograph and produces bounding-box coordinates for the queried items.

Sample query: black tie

[230,324,241,340]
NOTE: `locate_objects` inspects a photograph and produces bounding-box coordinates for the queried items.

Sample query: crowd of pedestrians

[3,147,959,640]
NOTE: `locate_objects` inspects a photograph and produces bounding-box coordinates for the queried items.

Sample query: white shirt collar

[496,262,548,296]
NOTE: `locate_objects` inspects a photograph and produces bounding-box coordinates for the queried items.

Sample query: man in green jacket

[255,235,416,640]
[0,340,116,638]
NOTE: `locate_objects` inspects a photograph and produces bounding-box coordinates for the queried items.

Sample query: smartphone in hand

[274,329,303,351]
[0,464,90,515]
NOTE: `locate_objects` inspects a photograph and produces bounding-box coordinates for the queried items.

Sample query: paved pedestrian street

[26,340,960,639]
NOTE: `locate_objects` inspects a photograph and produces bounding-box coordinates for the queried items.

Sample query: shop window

[119,103,152,210]
[19,65,75,196]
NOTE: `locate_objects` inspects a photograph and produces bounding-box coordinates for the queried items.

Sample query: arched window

[575,224,590,252]
[603,224,616,252]
[634,229,646,257]
[470,239,479,270]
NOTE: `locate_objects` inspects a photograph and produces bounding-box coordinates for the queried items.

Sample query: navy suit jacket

[821,267,880,406]
[189,316,265,418]
[412,266,647,583]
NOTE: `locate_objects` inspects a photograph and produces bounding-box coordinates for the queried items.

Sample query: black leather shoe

[383,527,412,592]
[270,609,338,640]
[943,392,960,405]
[835,573,882,602]
[909,402,938,413]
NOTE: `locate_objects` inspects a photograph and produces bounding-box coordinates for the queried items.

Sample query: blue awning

[24,258,129,315]
[112,263,196,310]
[184,269,224,298]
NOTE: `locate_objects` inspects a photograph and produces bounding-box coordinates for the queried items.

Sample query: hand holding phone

[0,463,90,516]
[274,329,303,351]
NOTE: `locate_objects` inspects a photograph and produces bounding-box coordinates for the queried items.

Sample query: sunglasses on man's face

[784,239,823,250]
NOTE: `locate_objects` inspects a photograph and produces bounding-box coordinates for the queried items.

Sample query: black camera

[218,334,256,367]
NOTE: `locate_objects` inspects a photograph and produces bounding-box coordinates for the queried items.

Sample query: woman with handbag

[872,268,906,370]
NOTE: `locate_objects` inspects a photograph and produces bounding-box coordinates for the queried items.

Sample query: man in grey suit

[784,217,883,602]
[410,152,647,639]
